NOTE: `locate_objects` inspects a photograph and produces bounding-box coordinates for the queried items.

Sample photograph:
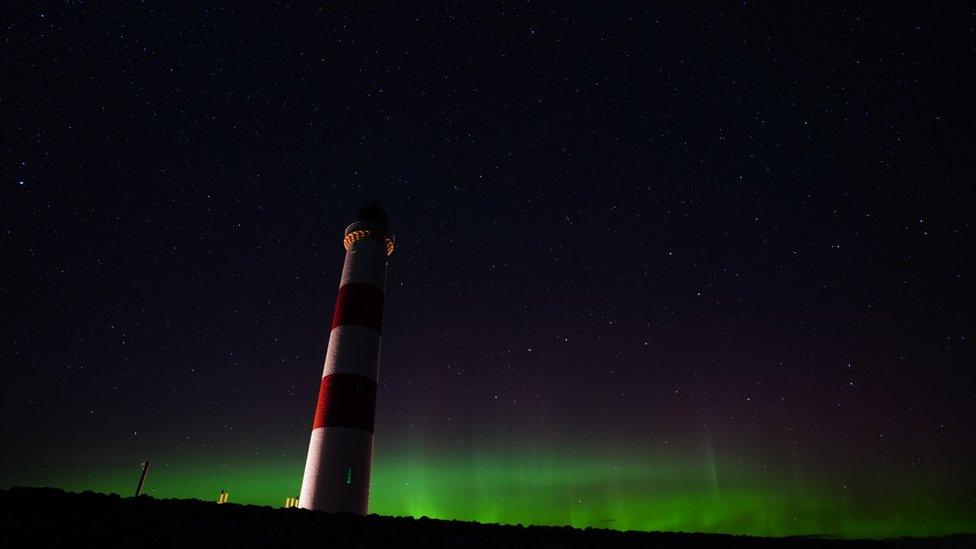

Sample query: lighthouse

[299,202,395,513]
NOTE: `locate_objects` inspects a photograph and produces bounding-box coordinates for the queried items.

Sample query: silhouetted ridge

[0,487,970,548]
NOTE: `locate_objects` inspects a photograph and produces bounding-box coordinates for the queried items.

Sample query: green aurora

[5,443,973,539]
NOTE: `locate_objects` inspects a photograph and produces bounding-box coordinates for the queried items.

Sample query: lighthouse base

[299,426,374,514]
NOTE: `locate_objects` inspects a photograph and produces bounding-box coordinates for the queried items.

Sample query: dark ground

[0,488,971,548]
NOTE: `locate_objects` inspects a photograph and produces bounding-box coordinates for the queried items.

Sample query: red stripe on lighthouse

[332,283,385,333]
[311,373,378,432]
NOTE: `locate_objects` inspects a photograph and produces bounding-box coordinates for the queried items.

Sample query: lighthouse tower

[299,202,395,513]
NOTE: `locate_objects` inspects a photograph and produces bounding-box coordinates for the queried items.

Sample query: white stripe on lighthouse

[322,325,382,380]
[340,237,388,290]
[299,427,374,513]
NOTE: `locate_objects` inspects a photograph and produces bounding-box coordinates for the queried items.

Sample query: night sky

[3,3,975,538]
